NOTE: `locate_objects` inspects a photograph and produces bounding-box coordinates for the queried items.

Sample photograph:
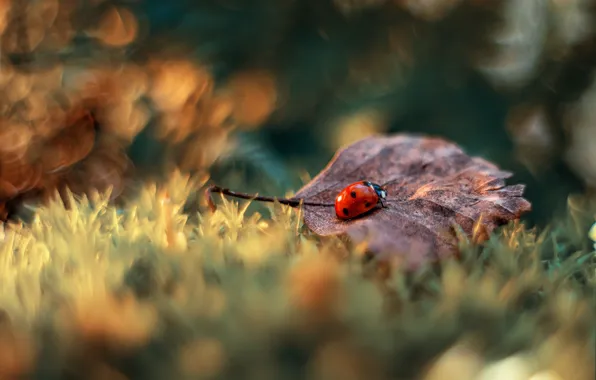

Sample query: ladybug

[335,180,387,220]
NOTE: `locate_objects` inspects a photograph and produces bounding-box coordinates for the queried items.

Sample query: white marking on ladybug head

[380,190,387,199]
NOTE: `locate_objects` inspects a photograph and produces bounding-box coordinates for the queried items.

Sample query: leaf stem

[204,185,334,212]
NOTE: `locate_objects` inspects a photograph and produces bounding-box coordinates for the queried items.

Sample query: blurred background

[1,0,595,226]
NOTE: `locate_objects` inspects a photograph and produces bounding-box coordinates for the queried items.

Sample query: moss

[0,171,594,380]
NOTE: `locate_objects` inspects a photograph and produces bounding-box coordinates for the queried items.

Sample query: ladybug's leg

[380,198,388,208]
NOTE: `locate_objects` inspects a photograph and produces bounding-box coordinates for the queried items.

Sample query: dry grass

[0,170,592,379]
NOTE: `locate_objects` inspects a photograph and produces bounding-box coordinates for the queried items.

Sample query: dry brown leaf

[0,64,14,88]
[0,148,43,199]
[206,96,235,128]
[30,66,64,92]
[113,66,148,101]
[41,22,75,50]
[6,74,32,103]
[21,92,54,122]
[31,0,59,29]
[73,142,131,199]
[23,13,46,51]
[0,123,33,157]
[98,101,149,141]
[0,0,11,36]
[91,6,138,47]
[227,70,277,127]
[0,179,19,199]
[40,111,96,173]
[293,134,531,269]
[148,60,207,112]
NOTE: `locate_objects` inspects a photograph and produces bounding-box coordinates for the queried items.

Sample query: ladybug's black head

[364,181,387,199]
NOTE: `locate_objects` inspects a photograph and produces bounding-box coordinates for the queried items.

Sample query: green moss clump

[0,171,593,380]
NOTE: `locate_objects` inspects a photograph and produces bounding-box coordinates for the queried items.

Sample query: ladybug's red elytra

[335,180,387,220]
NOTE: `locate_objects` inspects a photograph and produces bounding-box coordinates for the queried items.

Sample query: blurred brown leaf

[32,0,59,29]
[40,111,96,173]
[205,96,234,129]
[0,2,236,220]
[0,153,42,198]
[65,141,131,200]
[149,60,211,112]
[0,122,33,157]
[6,73,32,103]
[294,134,531,269]
[91,6,138,47]
[227,70,277,128]
[0,0,11,36]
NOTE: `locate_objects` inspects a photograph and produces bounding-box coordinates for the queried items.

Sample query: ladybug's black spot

[365,202,371,208]
[350,191,356,198]
[343,208,349,216]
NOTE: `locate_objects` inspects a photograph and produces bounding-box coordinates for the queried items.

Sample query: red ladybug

[335,180,387,220]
